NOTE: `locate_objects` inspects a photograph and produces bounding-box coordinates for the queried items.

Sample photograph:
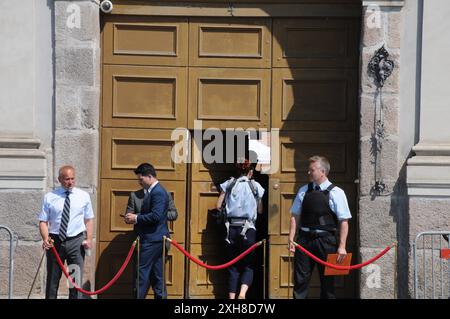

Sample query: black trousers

[46,233,85,299]
[226,227,256,294]
[293,231,337,299]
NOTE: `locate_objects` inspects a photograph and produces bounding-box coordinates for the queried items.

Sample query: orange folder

[324,253,352,276]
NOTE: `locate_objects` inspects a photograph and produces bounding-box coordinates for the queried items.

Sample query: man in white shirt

[38,165,94,299]
[288,155,351,299]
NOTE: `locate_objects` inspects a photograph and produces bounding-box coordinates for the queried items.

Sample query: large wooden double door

[97,5,360,298]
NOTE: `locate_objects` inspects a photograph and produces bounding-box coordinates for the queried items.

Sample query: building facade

[0,0,449,299]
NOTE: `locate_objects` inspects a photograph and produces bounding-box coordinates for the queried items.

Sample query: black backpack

[165,190,178,221]
[210,178,237,225]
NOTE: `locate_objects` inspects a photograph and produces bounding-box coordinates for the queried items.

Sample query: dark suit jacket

[127,189,146,215]
[127,183,170,242]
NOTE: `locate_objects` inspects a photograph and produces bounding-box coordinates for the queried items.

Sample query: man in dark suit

[125,163,170,299]
[125,175,145,299]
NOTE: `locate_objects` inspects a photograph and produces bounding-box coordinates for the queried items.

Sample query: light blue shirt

[220,176,265,222]
[39,187,94,237]
[290,179,352,222]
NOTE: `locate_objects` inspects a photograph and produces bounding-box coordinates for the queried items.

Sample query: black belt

[227,217,248,227]
[50,232,84,241]
[299,229,334,239]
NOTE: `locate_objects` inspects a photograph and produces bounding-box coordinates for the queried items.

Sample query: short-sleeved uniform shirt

[39,187,94,237]
[290,179,351,231]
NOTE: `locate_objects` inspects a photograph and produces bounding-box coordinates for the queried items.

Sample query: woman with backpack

[215,158,265,299]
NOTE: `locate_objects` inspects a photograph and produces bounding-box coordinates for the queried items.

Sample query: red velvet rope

[51,240,136,296]
[169,239,262,270]
[293,241,392,270]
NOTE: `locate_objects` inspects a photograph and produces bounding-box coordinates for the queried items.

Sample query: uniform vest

[300,182,338,232]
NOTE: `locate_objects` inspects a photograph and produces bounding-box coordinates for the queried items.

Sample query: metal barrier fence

[0,225,15,299]
[413,231,450,299]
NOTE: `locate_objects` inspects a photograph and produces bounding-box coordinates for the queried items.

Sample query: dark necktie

[314,185,321,191]
[143,189,151,211]
[59,190,71,241]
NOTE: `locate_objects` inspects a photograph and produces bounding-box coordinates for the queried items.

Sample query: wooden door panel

[99,179,135,242]
[189,181,225,245]
[268,244,293,298]
[272,68,357,131]
[103,16,188,66]
[188,68,270,129]
[99,179,186,243]
[188,243,228,298]
[96,241,184,298]
[96,241,136,298]
[269,131,357,182]
[101,128,185,180]
[191,132,245,182]
[268,181,298,240]
[192,160,236,183]
[162,243,186,297]
[102,65,187,129]
[189,18,272,68]
[163,180,187,244]
[273,18,359,68]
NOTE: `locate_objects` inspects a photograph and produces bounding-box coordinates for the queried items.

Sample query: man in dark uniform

[288,155,351,299]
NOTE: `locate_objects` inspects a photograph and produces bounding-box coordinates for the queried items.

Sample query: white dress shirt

[39,187,94,237]
[145,181,159,197]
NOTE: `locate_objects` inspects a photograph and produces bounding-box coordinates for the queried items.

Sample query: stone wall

[359,1,405,298]
[406,0,450,299]
[0,0,53,298]
[1,0,100,299]
[52,0,101,298]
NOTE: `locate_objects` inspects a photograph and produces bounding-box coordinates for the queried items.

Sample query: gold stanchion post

[393,241,398,299]
[136,236,140,299]
[162,236,167,299]
[287,245,291,299]
[262,239,267,299]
